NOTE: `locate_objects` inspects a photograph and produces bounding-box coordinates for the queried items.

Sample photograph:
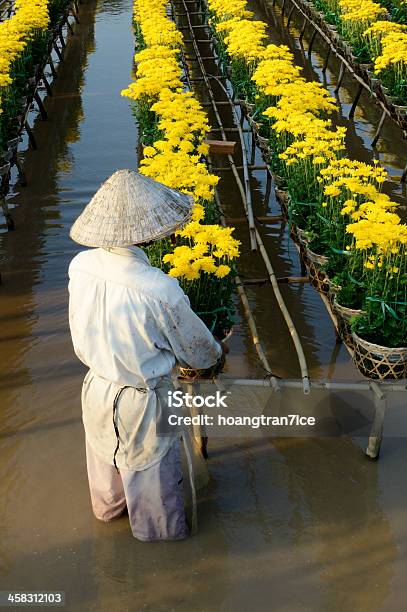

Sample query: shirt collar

[102,245,151,266]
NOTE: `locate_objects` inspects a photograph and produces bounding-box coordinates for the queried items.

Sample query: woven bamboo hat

[70,170,193,247]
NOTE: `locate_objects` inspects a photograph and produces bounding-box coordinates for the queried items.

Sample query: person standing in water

[68,169,224,541]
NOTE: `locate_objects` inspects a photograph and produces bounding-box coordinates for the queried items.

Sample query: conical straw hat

[70,170,193,247]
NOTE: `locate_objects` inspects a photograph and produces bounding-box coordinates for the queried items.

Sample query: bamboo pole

[213,191,280,391]
[322,46,331,72]
[308,29,317,55]
[371,109,387,147]
[180,377,406,392]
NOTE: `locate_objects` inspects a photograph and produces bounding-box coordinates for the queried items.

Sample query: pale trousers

[85,438,188,541]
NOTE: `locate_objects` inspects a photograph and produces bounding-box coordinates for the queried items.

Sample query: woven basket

[276,189,289,218]
[333,298,365,349]
[295,227,309,248]
[178,353,226,380]
[304,247,330,294]
[327,279,341,305]
[256,133,269,154]
[352,333,407,380]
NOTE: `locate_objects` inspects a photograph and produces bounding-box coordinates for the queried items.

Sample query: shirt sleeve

[159,294,223,370]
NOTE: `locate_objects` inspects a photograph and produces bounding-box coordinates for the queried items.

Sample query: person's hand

[214,336,229,354]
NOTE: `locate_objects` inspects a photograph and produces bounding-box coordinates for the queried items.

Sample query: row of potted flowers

[205,0,406,379]
[0,0,73,152]
[307,0,407,111]
[120,0,241,339]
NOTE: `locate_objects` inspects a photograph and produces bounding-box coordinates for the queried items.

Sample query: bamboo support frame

[168,0,405,459]
[177,0,407,457]
[179,376,404,459]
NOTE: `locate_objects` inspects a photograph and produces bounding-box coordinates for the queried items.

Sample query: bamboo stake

[213,190,280,391]
[299,17,307,42]
[287,5,295,28]
[334,62,345,93]
[371,109,387,147]
[349,83,363,119]
[322,46,331,72]
[308,29,317,56]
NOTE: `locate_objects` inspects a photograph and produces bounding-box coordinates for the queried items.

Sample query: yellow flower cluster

[163,223,240,280]
[150,89,210,148]
[0,0,49,113]
[320,158,390,212]
[373,31,407,78]
[346,212,407,259]
[121,46,182,101]
[319,158,406,264]
[339,0,386,25]
[208,0,252,21]
[216,18,267,62]
[253,46,344,170]
[363,21,407,86]
[314,0,406,100]
[133,0,182,48]
[122,0,239,280]
[140,140,219,205]
[317,0,387,50]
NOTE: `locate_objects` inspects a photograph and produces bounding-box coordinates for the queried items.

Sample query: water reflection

[272,436,396,611]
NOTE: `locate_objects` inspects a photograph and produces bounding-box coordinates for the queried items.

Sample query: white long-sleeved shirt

[68,246,221,469]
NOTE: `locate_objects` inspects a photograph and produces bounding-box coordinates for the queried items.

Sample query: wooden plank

[205,139,236,155]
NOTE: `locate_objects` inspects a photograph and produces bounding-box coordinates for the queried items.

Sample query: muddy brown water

[0,0,407,610]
